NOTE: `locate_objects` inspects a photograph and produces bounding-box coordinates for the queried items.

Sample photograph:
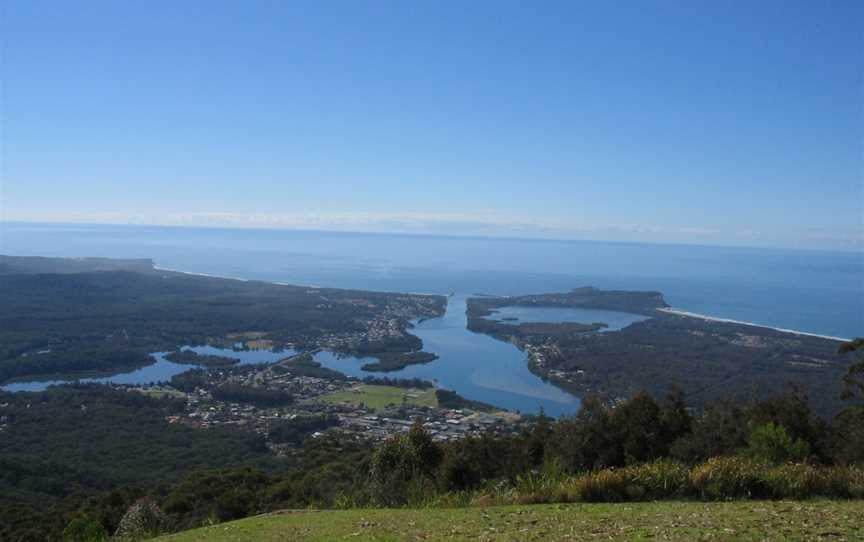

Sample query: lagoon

[485,305,649,332]
[1,345,292,393]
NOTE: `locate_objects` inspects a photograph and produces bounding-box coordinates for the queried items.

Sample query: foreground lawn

[318,384,437,412]
[159,501,864,541]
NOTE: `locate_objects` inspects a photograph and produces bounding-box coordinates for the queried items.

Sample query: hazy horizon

[2,218,862,254]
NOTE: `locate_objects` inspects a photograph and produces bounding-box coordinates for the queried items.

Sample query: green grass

[158,501,864,541]
[318,384,438,412]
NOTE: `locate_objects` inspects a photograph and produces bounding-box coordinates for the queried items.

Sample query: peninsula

[466,288,851,417]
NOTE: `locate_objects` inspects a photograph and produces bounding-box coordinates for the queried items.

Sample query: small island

[360,351,439,372]
[164,350,240,367]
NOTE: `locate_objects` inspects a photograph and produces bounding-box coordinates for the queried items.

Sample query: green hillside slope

[158,501,864,541]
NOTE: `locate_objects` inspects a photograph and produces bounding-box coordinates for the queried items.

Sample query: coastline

[153,265,441,297]
[657,307,849,342]
[154,263,848,343]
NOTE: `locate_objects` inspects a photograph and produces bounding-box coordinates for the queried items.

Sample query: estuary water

[314,296,581,415]
[2,346,292,393]
[1,222,862,414]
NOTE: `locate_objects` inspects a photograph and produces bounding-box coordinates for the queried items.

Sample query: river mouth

[315,295,582,416]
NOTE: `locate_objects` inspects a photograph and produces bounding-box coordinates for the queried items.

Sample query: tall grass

[462,459,864,506]
[690,456,767,500]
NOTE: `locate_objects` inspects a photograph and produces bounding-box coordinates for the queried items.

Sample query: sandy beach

[657,307,849,342]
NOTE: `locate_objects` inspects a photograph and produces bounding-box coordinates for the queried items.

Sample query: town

[121,348,522,456]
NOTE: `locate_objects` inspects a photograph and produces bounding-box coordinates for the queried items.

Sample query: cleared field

[318,384,438,412]
[158,501,864,541]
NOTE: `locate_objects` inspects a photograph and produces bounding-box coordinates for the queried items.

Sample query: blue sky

[2,0,862,250]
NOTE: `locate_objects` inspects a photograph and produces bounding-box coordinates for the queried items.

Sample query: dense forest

[467,291,854,417]
[0,256,445,384]
[467,288,669,318]
[2,379,862,541]
[0,385,278,541]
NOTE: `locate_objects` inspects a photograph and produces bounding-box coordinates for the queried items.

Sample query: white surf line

[153,265,437,296]
[153,266,319,288]
[657,307,849,342]
[153,265,251,282]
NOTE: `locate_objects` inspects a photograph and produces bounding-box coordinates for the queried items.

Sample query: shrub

[742,422,810,465]
[369,421,443,506]
[332,492,362,510]
[470,494,498,507]
[689,456,767,500]
[761,464,864,499]
[472,480,517,506]
[569,460,688,502]
[625,460,690,499]
[829,407,864,466]
[571,468,629,502]
[670,400,748,463]
[512,469,571,504]
[113,497,167,540]
[62,517,108,542]
[819,466,864,499]
[423,491,473,508]
[762,464,822,499]
[849,466,864,498]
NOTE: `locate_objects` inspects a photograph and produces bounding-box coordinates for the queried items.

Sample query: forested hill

[468,287,669,318]
[0,254,158,275]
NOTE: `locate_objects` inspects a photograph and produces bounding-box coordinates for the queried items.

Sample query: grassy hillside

[158,501,864,541]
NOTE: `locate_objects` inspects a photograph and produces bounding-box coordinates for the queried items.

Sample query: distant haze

[1,1,862,251]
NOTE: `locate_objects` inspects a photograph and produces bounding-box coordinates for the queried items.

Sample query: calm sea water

[1,222,862,414]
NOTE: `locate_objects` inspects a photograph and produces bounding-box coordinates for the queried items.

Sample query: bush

[625,460,690,500]
[689,457,767,500]
[569,460,688,502]
[62,517,108,542]
[511,469,571,504]
[369,421,443,506]
[762,464,823,499]
[849,466,864,498]
[570,468,629,502]
[829,407,864,466]
[761,464,864,499]
[113,497,167,540]
[471,480,517,507]
[818,466,864,499]
[161,469,268,530]
[742,423,810,465]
